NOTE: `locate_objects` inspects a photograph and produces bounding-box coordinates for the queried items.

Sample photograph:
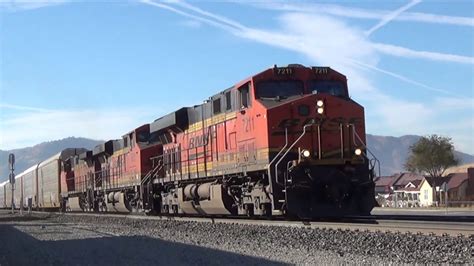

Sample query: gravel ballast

[0,212,472,265]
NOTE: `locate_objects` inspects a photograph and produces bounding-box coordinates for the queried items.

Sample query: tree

[405,135,459,178]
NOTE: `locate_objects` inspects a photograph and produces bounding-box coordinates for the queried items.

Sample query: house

[374,175,395,194]
[374,173,424,207]
[375,172,424,195]
[391,172,424,191]
[419,176,450,207]
[374,167,474,208]
[445,167,474,203]
[447,173,469,201]
[393,180,423,207]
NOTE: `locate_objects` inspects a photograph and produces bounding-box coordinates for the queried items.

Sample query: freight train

[0,64,377,218]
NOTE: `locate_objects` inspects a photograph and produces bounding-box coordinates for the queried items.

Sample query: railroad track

[18,210,472,236]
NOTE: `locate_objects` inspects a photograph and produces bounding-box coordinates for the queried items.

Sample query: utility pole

[8,153,15,214]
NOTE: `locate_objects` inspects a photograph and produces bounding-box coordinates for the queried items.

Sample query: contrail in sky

[365,0,422,36]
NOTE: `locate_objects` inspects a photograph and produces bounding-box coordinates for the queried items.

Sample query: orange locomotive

[59,64,376,217]
[146,64,376,217]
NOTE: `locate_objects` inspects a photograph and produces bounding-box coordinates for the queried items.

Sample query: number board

[274,67,294,76]
[313,67,329,75]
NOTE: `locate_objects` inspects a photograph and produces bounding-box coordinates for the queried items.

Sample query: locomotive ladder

[139,159,164,209]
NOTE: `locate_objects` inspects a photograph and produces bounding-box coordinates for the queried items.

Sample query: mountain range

[1,135,473,182]
[366,134,474,175]
[0,137,103,183]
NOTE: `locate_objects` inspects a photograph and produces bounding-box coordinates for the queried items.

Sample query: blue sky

[0,0,473,154]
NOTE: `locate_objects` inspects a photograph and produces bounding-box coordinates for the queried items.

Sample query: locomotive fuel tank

[178,183,236,215]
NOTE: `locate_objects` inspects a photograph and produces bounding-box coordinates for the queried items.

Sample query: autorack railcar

[0,181,6,208]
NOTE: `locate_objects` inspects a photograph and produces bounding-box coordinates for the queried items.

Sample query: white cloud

[172,0,245,30]
[367,92,434,133]
[365,0,422,36]
[0,0,67,11]
[142,1,474,154]
[0,103,50,112]
[179,20,202,28]
[249,2,474,27]
[0,105,164,150]
[350,60,455,96]
[434,97,474,110]
[140,0,238,32]
[373,43,474,65]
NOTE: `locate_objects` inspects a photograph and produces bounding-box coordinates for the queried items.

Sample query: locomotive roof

[150,108,189,134]
[149,64,348,134]
[78,150,93,160]
[124,124,150,136]
[93,140,114,156]
[252,64,347,80]
[39,148,88,167]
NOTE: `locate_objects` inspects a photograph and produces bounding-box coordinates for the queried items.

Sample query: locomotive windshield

[137,131,150,143]
[149,132,161,144]
[256,80,304,99]
[308,80,347,98]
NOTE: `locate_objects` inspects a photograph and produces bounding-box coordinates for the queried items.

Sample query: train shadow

[0,215,49,223]
[0,224,285,266]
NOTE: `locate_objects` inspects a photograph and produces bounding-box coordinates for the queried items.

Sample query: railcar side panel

[14,175,22,209]
[38,159,61,208]
[21,165,38,209]
[5,183,12,208]
[0,183,5,208]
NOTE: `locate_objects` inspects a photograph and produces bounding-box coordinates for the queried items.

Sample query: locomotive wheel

[358,193,375,215]
[245,204,254,217]
[172,205,178,214]
[261,203,272,218]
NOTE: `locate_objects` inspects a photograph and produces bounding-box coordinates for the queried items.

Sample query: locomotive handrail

[266,128,288,183]
[275,121,315,186]
[141,159,163,186]
[351,125,381,178]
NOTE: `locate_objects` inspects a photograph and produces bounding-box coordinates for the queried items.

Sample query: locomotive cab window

[256,80,304,100]
[149,132,161,144]
[308,80,347,98]
[225,91,232,111]
[137,130,150,143]
[123,136,129,148]
[213,98,221,114]
[238,83,251,109]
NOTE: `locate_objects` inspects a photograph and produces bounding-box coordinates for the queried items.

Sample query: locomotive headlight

[317,107,324,114]
[316,100,324,107]
[301,149,311,158]
[354,148,362,156]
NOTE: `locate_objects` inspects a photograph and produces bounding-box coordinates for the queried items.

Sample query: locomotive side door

[235,82,256,172]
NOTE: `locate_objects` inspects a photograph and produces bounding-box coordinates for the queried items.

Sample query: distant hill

[1,135,473,182]
[0,137,103,181]
[366,134,474,176]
